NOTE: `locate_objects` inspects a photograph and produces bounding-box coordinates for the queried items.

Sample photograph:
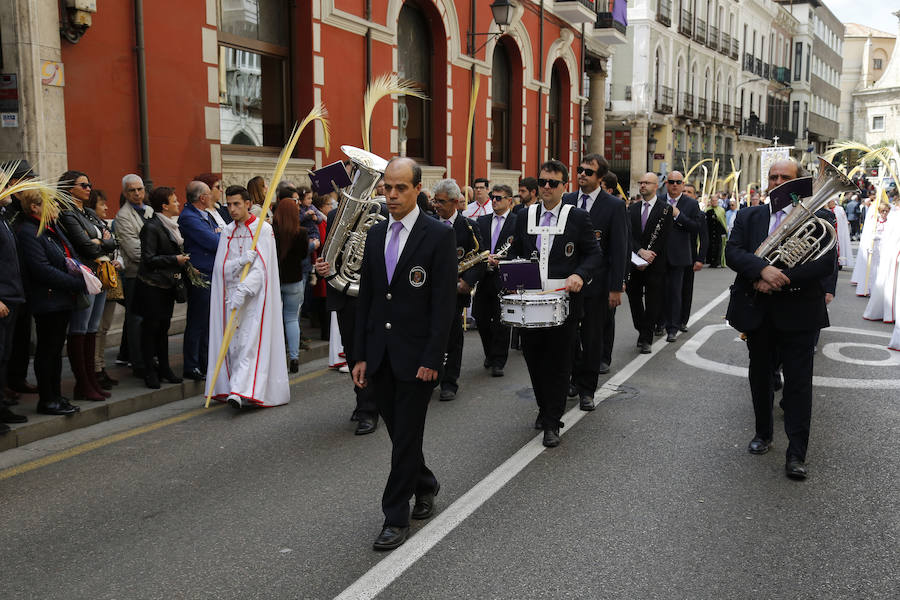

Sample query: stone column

[586,62,607,156]
[630,119,649,190]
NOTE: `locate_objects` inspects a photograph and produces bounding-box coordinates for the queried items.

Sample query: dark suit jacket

[657,192,703,267]
[16,217,86,315]
[474,210,517,299]
[138,215,185,289]
[815,208,839,296]
[725,204,835,332]
[355,210,458,380]
[694,211,710,264]
[627,198,673,275]
[179,202,221,275]
[563,189,628,297]
[450,213,485,308]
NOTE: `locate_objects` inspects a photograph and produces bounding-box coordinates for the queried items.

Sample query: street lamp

[468,0,515,55]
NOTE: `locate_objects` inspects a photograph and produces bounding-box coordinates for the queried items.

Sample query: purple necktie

[641,201,651,231]
[536,210,554,251]
[580,193,590,210]
[443,219,452,227]
[385,221,403,283]
[669,197,677,206]
[491,215,504,251]
[770,209,785,234]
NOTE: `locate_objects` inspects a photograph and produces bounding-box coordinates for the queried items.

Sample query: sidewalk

[0,303,330,452]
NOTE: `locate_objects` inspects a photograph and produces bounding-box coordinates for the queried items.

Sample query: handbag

[95,257,118,289]
[173,275,188,304]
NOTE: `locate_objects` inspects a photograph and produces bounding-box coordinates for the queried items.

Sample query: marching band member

[562,154,628,410]
[431,178,485,401]
[474,186,517,377]
[495,159,601,448]
[352,158,457,550]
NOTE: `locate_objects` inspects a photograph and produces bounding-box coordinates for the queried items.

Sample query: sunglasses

[576,167,596,177]
[490,195,508,201]
[76,182,92,190]
[666,179,684,185]
[538,178,562,189]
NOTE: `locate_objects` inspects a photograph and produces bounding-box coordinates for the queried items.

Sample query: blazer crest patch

[409,266,427,287]
[565,241,575,257]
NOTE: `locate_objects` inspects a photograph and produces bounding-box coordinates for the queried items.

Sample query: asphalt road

[1,265,897,600]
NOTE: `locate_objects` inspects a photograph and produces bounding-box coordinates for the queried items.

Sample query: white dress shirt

[577,186,602,212]
[384,204,421,257]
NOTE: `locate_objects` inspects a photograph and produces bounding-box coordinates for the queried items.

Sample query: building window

[873,58,883,70]
[491,44,511,168]
[805,44,811,81]
[218,0,289,148]
[872,115,885,131]
[794,42,802,81]
[792,100,799,134]
[397,4,432,162]
[548,68,562,160]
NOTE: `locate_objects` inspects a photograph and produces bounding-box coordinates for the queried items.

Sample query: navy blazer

[178,202,220,275]
[474,211,516,299]
[563,189,628,297]
[16,217,86,315]
[657,192,703,267]
[725,204,835,332]
[627,198,673,275]
[355,210,458,380]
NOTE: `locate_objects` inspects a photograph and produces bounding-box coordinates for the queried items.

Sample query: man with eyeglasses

[474,185,517,377]
[463,178,492,218]
[114,174,152,377]
[657,171,703,342]
[725,157,836,480]
[626,173,674,354]
[498,160,601,448]
[431,178,485,402]
[561,154,628,409]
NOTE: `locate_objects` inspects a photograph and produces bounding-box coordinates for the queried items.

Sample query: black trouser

[7,302,32,385]
[746,321,816,461]
[0,303,20,402]
[121,277,144,370]
[573,288,613,397]
[679,267,695,327]
[522,316,578,430]
[335,301,377,420]
[34,310,71,404]
[627,267,664,345]
[371,356,438,527]
[440,308,464,393]
[472,288,510,368]
[849,219,859,239]
[183,280,210,373]
[664,264,687,335]
[141,315,174,376]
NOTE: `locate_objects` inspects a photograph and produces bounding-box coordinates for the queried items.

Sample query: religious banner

[757,144,794,188]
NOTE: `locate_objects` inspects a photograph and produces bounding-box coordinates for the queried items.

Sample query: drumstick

[536,287,565,295]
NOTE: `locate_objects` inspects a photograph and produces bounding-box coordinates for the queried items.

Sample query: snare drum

[500,292,569,328]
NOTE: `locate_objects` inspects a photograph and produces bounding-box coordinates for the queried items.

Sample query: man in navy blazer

[725,158,835,480]
[178,181,221,380]
[353,158,457,550]
[562,154,628,409]
[473,187,517,376]
[657,171,703,341]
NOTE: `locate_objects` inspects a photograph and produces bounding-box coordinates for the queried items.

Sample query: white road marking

[676,324,900,389]
[334,290,731,600]
[822,343,900,367]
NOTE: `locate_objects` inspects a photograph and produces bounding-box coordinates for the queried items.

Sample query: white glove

[226,284,250,313]
[231,249,257,279]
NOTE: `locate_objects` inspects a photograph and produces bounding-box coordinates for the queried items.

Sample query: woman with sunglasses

[58,170,118,402]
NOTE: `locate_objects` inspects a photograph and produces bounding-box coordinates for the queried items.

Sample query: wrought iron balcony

[689,151,702,165]
[711,101,720,122]
[695,19,707,44]
[720,33,731,56]
[697,97,708,121]
[678,92,694,118]
[763,63,770,80]
[594,1,628,45]
[679,10,693,37]
[730,39,739,60]
[754,58,762,77]
[741,118,770,139]
[674,150,688,170]
[774,128,796,145]
[656,0,672,27]
[655,85,674,114]
[743,52,754,73]
[774,66,791,84]
[554,0,599,24]
[707,25,719,50]
[722,104,731,124]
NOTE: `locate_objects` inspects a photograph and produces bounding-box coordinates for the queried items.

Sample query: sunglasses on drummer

[576,166,596,177]
[537,178,563,189]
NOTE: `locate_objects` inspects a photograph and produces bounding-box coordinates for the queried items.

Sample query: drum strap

[526,203,572,290]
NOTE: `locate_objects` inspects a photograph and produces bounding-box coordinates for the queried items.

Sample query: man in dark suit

[496,159,601,448]
[473,186,516,376]
[353,157,457,550]
[725,157,836,481]
[626,173,673,354]
[678,183,709,331]
[431,178,485,401]
[657,171,704,342]
[562,154,628,410]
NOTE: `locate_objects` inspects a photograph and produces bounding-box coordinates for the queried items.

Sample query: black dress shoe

[289,359,299,374]
[747,437,772,455]
[145,371,161,389]
[534,415,543,430]
[159,369,183,384]
[0,407,28,424]
[9,381,38,394]
[678,324,689,333]
[373,526,410,551]
[579,395,595,411]
[491,366,504,377]
[36,401,78,416]
[543,428,561,448]
[98,369,119,386]
[567,384,578,399]
[638,342,652,354]
[355,418,377,435]
[666,333,677,343]
[785,459,808,480]
[483,359,491,369]
[439,389,456,401]
[183,368,205,381]
[652,326,664,337]
[412,482,440,520]
[597,362,610,374]
[1,395,19,406]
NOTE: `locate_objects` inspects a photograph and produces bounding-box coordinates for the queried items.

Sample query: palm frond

[362,74,428,152]
[463,73,481,196]
[685,158,713,181]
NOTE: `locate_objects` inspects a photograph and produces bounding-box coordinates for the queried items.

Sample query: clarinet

[646,203,671,253]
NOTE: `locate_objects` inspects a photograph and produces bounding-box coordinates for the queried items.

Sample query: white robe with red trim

[205,215,290,407]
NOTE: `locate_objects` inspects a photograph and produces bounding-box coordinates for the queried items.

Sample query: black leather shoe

[0,407,28,424]
[412,482,440,520]
[678,324,689,333]
[567,384,578,399]
[373,526,410,551]
[491,366,504,377]
[543,428,561,448]
[98,369,119,386]
[36,401,78,416]
[159,369,183,384]
[666,333,677,343]
[785,459,808,480]
[598,362,610,374]
[652,326,664,337]
[579,395,595,411]
[289,359,299,374]
[534,415,543,430]
[145,371,161,389]
[1,395,19,406]
[439,389,456,401]
[747,437,772,455]
[183,368,205,381]
[355,418,377,435]
[483,359,491,369]
[638,342,652,354]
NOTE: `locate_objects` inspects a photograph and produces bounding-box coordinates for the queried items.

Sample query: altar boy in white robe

[206,185,289,408]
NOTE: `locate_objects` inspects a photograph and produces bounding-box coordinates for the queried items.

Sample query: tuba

[754,157,857,268]
[321,145,388,296]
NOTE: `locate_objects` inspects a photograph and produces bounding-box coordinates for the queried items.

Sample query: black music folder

[309,161,352,195]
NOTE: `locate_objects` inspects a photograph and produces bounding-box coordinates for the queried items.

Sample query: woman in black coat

[58,170,117,401]
[134,187,189,389]
[15,189,87,415]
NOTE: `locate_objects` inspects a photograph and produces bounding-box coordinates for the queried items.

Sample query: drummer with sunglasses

[490,160,601,448]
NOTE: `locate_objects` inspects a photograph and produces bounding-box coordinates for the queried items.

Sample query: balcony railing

[695,19,707,44]
[655,85,674,113]
[678,92,694,118]
[554,0,599,24]
[689,151,702,165]
[656,0,672,27]
[742,118,769,139]
[755,58,762,76]
[730,39,739,60]
[679,10,693,37]
[774,128,796,145]
[722,104,731,124]
[674,150,688,170]
[697,97,708,121]
[720,32,731,56]
[743,52,754,73]
[707,25,719,50]
[596,11,627,35]
[723,153,734,167]
[774,66,791,84]
[711,101,720,122]
[763,63,770,80]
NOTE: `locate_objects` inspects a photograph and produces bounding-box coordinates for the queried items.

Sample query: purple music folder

[309,161,352,195]
[768,177,813,213]
[498,260,541,292]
